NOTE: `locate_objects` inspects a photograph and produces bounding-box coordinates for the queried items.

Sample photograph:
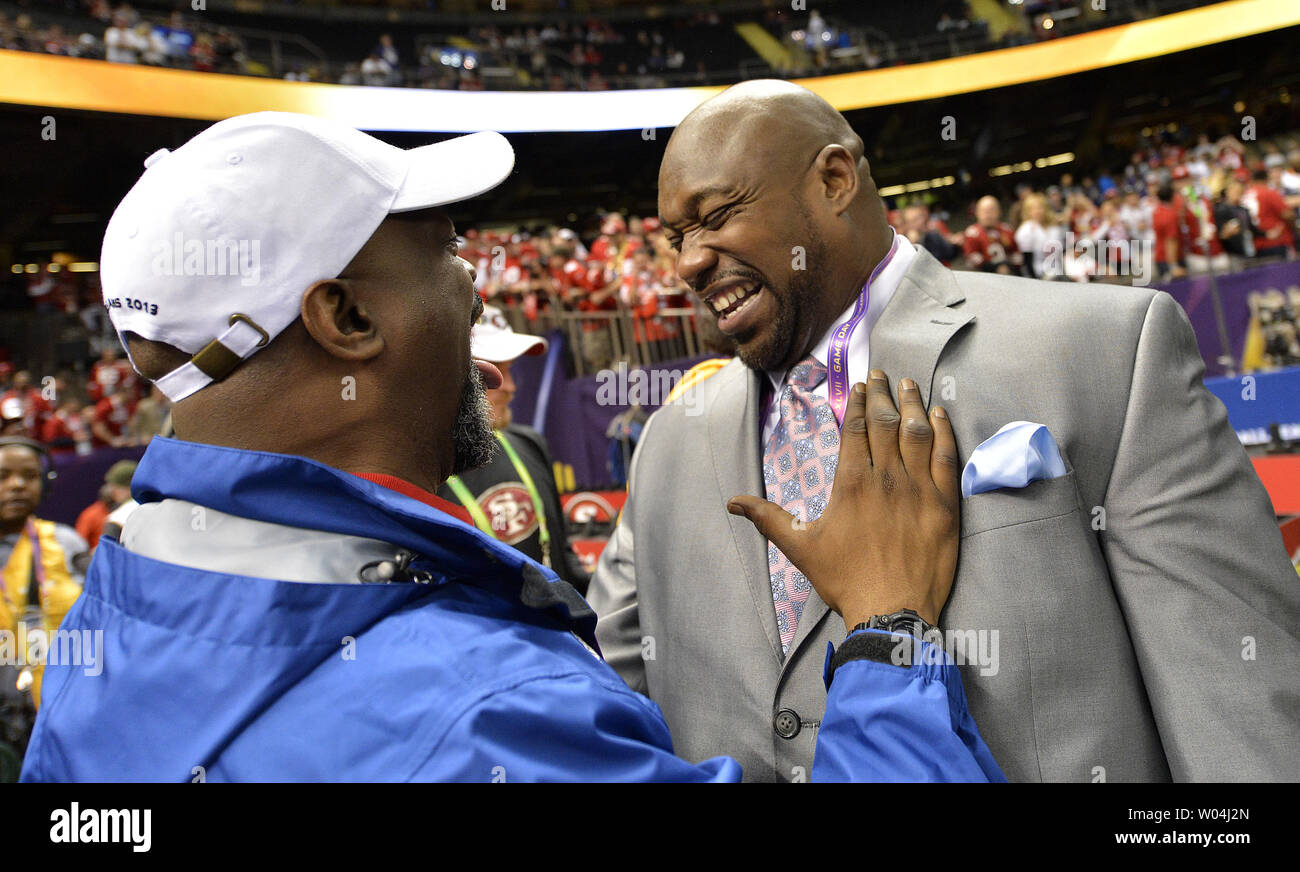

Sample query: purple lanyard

[0,519,46,608]
[26,519,46,601]
[825,232,899,424]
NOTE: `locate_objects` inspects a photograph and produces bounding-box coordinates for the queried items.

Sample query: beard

[450,360,498,474]
[733,231,828,373]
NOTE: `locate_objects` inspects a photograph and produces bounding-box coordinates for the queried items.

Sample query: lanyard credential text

[825,232,899,425]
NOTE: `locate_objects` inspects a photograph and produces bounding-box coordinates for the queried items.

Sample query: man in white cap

[438,306,589,594]
[20,111,1000,782]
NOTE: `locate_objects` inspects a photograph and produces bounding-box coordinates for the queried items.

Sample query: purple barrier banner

[41,446,147,528]
[1156,260,1300,377]
[510,332,711,488]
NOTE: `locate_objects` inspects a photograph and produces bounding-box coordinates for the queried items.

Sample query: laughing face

[658,155,831,373]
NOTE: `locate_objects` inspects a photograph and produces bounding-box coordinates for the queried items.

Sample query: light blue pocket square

[961,421,1067,499]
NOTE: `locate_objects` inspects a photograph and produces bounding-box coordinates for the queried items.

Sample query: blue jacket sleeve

[412,671,744,782]
[416,631,1003,782]
[812,629,1006,782]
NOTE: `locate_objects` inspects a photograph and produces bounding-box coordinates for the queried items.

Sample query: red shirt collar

[352,472,474,526]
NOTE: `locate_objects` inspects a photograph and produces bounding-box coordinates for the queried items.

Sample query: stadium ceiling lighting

[24,264,38,273]
[1,0,1295,132]
[1042,18,1055,31]
[47,263,61,272]
[68,262,99,272]
[9,264,22,274]
[990,152,1073,177]
[877,176,956,197]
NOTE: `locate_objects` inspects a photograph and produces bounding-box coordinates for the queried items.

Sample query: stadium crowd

[4,118,1300,458]
[0,0,1137,91]
[0,349,168,454]
[895,130,1300,283]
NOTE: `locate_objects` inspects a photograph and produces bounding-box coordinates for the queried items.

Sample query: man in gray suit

[588,80,1300,782]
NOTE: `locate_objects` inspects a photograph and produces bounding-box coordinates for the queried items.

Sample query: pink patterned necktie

[762,355,839,656]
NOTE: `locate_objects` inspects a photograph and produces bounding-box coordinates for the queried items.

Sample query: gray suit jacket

[589,248,1300,782]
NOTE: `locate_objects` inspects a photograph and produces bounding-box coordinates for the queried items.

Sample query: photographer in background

[0,437,86,778]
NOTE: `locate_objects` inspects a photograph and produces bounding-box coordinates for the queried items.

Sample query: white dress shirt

[762,232,917,446]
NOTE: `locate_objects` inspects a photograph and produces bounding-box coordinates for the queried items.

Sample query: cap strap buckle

[190,314,269,380]
[152,314,271,402]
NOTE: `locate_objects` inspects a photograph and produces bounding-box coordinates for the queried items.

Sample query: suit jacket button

[773,708,801,739]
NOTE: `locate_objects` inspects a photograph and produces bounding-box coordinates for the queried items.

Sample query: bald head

[657,80,891,372]
[975,195,1002,227]
[661,80,866,190]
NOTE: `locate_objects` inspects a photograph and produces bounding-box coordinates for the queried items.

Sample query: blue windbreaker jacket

[21,437,1003,782]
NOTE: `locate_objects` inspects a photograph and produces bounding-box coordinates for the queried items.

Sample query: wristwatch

[826,608,941,684]
[853,608,938,642]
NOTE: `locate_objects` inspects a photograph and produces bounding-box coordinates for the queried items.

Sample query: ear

[813,144,861,217]
[300,278,385,362]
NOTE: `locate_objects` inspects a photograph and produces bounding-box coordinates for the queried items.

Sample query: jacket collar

[130,436,597,645]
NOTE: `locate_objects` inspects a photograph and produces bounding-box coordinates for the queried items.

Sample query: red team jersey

[1243,183,1295,252]
[962,223,1021,270]
[41,407,88,454]
[89,359,138,403]
[1180,197,1224,257]
[92,395,135,446]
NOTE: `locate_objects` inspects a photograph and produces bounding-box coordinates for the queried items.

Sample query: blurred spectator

[361,51,393,87]
[40,396,92,457]
[376,33,400,84]
[88,346,137,404]
[212,28,243,74]
[1015,193,1065,280]
[0,438,87,714]
[1119,188,1155,251]
[1152,183,1186,281]
[74,460,136,551]
[158,11,194,66]
[963,195,1022,275]
[1180,185,1229,274]
[1243,168,1296,260]
[190,32,215,72]
[0,373,49,440]
[1216,178,1258,261]
[137,21,167,66]
[129,384,170,445]
[901,203,960,265]
[103,13,141,64]
[91,390,136,448]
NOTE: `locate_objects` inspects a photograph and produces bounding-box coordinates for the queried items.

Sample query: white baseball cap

[471,305,548,363]
[100,111,515,402]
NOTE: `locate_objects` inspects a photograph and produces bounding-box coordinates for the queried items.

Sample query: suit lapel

[868,247,975,407]
[708,362,784,664]
[783,247,976,664]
